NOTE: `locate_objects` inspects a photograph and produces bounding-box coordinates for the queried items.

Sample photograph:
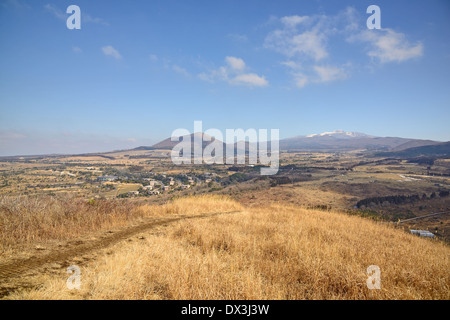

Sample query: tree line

[356,190,449,208]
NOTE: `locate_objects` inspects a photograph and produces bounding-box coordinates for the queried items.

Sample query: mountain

[145,132,225,151]
[279,130,440,152]
[137,130,443,153]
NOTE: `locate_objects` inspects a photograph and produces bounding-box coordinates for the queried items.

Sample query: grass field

[2,195,448,300]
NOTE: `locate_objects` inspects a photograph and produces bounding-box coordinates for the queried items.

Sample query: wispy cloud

[264,11,353,88]
[44,3,66,20]
[263,10,353,62]
[72,46,82,53]
[231,73,269,87]
[149,54,158,62]
[281,61,348,88]
[225,56,246,71]
[349,29,423,63]
[1,0,30,9]
[172,65,191,78]
[280,15,310,29]
[313,65,348,83]
[102,46,122,60]
[44,4,108,26]
[227,33,248,42]
[199,56,268,87]
[83,14,109,26]
[265,7,422,88]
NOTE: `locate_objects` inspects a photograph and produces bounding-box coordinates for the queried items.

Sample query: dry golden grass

[0,194,241,255]
[7,201,449,300]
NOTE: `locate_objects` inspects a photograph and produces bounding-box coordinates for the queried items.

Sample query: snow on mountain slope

[306,130,373,139]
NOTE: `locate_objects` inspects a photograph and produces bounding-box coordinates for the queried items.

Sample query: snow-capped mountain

[279,130,439,151]
[140,130,441,153]
[306,130,373,139]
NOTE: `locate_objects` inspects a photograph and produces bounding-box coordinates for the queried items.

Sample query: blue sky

[0,0,449,156]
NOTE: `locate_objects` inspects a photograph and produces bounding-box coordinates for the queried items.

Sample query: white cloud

[102,46,122,60]
[280,15,309,28]
[265,15,330,61]
[351,29,423,63]
[313,65,347,83]
[199,56,268,87]
[198,66,228,82]
[231,73,268,87]
[266,14,350,88]
[265,7,422,88]
[83,14,109,26]
[292,73,309,88]
[281,61,347,88]
[149,54,158,62]
[225,56,246,71]
[44,3,66,20]
[172,65,191,78]
[72,46,82,53]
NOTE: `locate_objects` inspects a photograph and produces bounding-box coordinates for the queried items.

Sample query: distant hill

[376,141,450,158]
[133,146,155,151]
[390,140,441,152]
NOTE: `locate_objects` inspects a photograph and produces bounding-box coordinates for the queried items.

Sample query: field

[0,150,449,300]
[0,195,448,300]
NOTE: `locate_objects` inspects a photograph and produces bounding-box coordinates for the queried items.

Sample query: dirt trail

[0,210,241,294]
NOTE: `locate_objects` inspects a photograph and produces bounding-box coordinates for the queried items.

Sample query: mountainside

[135,130,443,153]
[149,132,225,151]
[391,139,441,152]
[279,130,440,152]
[376,141,450,158]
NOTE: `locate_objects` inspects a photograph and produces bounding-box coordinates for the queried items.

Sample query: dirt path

[0,210,241,297]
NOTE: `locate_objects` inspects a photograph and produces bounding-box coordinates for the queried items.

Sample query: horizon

[1,128,447,158]
[1,0,450,156]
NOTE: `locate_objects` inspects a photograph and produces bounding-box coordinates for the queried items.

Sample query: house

[410,230,435,238]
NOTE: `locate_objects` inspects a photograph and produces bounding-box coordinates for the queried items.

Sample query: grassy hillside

[0,194,241,256]
[3,196,448,300]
